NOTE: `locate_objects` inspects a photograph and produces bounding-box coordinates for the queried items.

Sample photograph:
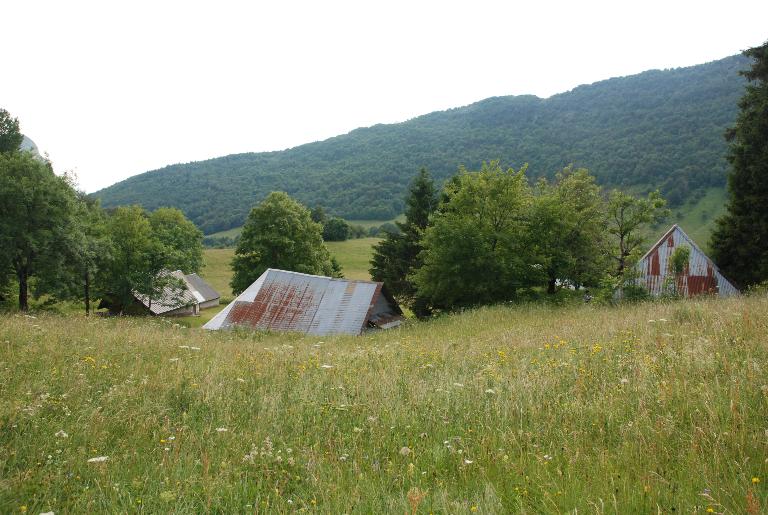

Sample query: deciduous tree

[413,162,538,310]
[230,192,337,294]
[0,152,79,310]
[606,190,669,276]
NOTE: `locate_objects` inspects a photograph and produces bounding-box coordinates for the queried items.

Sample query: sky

[3,1,767,193]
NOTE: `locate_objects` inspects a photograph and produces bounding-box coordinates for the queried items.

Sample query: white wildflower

[190,346,201,351]
[620,378,629,385]
[484,388,496,394]
[55,429,68,438]
[178,345,190,349]
[320,364,334,369]
[453,383,464,388]
[463,459,474,464]
[216,427,228,433]
[169,358,179,362]
[399,446,411,456]
[87,456,109,463]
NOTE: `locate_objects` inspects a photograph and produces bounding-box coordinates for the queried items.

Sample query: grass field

[1,295,766,513]
[199,238,379,292]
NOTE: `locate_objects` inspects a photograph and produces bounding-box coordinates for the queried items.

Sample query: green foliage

[710,40,768,288]
[0,152,80,310]
[94,55,748,234]
[414,162,540,310]
[230,192,336,294]
[606,190,669,275]
[322,217,350,241]
[0,108,23,154]
[531,166,609,292]
[370,168,437,314]
[149,207,204,273]
[98,206,165,312]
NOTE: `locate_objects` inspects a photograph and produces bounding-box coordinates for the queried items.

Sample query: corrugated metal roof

[134,270,199,315]
[203,269,403,336]
[184,273,220,302]
[635,224,739,297]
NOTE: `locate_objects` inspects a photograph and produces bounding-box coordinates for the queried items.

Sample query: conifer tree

[370,168,437,315]
[710,40,768,287]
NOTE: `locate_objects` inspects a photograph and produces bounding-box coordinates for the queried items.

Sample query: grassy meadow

[199,238,379,295]
[1,295,767,513]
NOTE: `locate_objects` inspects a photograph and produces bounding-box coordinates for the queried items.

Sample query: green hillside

[95,54,749,235]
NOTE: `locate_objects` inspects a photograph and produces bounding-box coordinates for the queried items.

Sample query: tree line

[0,108,204,313]
[370,165,669,316]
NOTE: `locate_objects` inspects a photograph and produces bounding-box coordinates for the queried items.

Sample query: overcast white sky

[3,1,766,193]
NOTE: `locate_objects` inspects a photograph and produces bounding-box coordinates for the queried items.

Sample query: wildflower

[87,456,109,463]
[543,454,553,461]
[352,427,363,433]
[55,429,68,438]
[339,453,349,461]
[464,459,474,465]
[620,378,629,385]
[236,378,246,383]
[471,506,478,512]
[190,347,201,351]
[753,477,760,484]
[484,388,495,394]
[706,508,714,513]
[320,364,334,369]
[216,427,228,433]
[408,462,415,476]
[169,358,179,362]
[453,383,464,388]
[399,446,411,457]
[19,507,27,513]
[40,512,55,515]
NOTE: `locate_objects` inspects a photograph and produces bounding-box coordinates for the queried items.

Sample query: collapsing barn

[203,268,404,336]
[635,224,738,297]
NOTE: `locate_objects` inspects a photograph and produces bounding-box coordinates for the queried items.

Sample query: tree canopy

[0,108,23,154]
[230,192,338,295]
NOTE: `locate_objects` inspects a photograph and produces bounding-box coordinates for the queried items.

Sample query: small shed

[635,224,738,297]
[203,268,404,336]
[133,270,201,316]
[184,273,221,309]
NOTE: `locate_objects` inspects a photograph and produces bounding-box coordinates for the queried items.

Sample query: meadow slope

[1,296,766,513]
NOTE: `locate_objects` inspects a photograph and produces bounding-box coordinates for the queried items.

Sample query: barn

[203,268,404,336]
[184,273,221,310]
[635,224,738,297]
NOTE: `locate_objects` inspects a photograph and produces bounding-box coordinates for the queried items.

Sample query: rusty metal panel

[635,225,738,297]
[204,268,403,336]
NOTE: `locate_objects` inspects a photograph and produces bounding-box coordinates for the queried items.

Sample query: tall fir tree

[710,40,768,288]
[370,168,437,315]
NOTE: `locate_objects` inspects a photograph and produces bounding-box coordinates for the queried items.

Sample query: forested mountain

[95,54,749,234]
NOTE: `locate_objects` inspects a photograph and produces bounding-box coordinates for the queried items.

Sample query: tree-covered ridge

[94,54,749,234]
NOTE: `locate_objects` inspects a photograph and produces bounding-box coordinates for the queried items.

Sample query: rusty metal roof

[203,269,403,336]
[635,224,738,297]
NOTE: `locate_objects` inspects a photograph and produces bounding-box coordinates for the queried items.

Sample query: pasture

[1,295,766,513]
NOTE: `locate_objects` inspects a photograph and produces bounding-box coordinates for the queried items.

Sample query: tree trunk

[547,277,557,294]
[17,267,28,312]
[84,269,90,316]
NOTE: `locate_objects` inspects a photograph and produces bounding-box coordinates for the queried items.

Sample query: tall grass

[1,296,766,513]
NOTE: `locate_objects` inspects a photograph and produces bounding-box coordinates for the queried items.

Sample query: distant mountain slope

[95,54,749,234]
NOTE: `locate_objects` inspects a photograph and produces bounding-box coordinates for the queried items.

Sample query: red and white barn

[635,224,738,297]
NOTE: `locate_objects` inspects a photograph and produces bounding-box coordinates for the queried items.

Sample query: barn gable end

[635,225,738,297]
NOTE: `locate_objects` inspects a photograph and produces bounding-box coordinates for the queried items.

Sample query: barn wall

[635,226,738,297]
